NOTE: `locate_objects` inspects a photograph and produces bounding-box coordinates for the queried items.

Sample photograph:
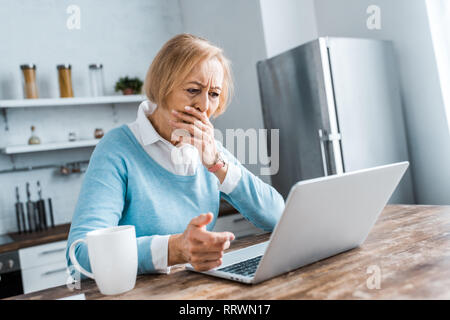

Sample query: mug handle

[69,238,95,279]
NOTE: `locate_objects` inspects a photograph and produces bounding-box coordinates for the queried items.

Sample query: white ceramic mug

[69,225,138,295]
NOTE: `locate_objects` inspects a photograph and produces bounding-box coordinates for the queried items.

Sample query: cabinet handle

[318,129,329,176]
[40,247,66,255]
[42,267,67,276]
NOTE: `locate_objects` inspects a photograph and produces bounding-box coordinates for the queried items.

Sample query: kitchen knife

[20,195,26,233]
[48,198,55,228]
[34,201,41,232]
[15,186,25,233]
[37,181,48,230]
[26,182,36,232]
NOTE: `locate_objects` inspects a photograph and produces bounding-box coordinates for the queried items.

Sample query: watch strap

[208,153,225,173]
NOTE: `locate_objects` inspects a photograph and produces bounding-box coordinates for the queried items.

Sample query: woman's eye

[187,88,200,94]
[210,92,219,98]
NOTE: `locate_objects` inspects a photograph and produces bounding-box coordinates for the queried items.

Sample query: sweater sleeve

[217,142,285,232]
[65,137,168,278]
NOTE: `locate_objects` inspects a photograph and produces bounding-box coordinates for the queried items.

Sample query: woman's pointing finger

[189,212,214,228]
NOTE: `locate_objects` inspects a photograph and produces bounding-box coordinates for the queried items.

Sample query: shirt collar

[136,100,166,146]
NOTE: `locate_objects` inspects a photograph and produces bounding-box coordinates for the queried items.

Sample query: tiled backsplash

[0,169,84,234]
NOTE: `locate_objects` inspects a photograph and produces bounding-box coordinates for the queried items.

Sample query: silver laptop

[186,162,409,284]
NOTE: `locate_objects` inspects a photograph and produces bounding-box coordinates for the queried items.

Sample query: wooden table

[7,205,450,300]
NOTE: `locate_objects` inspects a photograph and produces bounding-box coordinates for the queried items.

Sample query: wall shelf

[1,139,100,155]
[0,94,145,131]
[0,94,146,109]
[0,160,89,175]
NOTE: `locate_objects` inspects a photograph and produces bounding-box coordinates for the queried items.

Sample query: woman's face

[165,57,224,118]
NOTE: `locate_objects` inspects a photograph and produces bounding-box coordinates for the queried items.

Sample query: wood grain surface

[7,205,450,300]
[0,223,70,254]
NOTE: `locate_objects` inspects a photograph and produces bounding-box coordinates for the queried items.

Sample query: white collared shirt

[127,100,242,273]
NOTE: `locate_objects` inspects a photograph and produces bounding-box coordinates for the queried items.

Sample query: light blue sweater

[66,124,285,275]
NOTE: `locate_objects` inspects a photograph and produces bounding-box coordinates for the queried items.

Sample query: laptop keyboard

[218,255,262,277]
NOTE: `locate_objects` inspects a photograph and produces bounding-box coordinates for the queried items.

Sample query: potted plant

[114,76,143,95]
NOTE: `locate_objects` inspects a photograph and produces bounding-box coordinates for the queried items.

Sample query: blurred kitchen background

[0,0,450,297]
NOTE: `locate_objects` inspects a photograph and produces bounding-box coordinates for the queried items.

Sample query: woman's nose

[195,92,209,113]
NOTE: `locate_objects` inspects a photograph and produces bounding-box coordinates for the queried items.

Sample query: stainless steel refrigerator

[257,37,415,204]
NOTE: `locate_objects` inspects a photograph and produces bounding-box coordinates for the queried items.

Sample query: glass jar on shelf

[57,64,74,98]
[89,64,105,97]
[20,64,39,99]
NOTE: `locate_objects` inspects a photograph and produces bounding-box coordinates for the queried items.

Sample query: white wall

[259,0,318,57]
[0,0,182,99]
[0,0,183,234]
[313,0,450,204]
[177,0,271,183]
[426,0,450,135]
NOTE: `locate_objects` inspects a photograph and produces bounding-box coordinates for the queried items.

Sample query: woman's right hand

[168,212,235,271]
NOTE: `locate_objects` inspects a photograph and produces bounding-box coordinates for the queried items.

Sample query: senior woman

[66,33,285,275]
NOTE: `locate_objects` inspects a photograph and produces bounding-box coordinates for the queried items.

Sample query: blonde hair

[144,33,233,118]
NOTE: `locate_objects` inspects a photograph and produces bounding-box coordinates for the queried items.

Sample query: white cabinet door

[19,240,68,294]
[21,260,68,294]
[19,240,67,270]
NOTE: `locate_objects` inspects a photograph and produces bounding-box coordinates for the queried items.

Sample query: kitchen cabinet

[21,260,67,295]
[19,240,67,294]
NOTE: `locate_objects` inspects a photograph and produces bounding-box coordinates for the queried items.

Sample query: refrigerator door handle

[318,129,329,176]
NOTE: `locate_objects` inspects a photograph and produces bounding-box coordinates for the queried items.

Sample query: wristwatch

[208,152,226,173]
